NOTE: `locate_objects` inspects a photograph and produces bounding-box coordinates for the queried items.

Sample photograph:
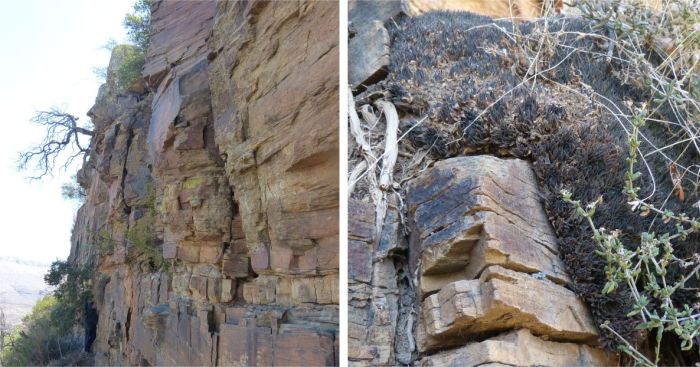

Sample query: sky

[0,0,134,263]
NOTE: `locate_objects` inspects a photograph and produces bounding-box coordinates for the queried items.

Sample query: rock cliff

[70,1,338,365]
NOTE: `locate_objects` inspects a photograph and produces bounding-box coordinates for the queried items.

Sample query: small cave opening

[84,301,99,353]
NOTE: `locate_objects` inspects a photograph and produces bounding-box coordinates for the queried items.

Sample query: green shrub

[95,228,115,256]
[564,1,700,363]
[113,45,145,92]
[123,0,151,51]
[44,261,94,334]
[97,0,151,92]
[127,184,168,272]
[115,0,151,91]
[0,296,84,366]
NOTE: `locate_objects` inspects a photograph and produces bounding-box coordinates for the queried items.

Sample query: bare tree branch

[18,109,94,180]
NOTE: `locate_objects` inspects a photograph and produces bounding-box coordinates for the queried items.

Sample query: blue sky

[0,0,134,263]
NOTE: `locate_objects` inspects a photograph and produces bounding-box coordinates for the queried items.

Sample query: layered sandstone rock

[70,1,338,365]
[348,198,408,366]
[347,152,616,365]
[416,329,615,367]
[419,266,598,351]
[348,3,619,365]
[405,156,616,365]
[405,156,570,296]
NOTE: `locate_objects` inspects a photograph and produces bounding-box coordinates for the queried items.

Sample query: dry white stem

[376,100,399,190]
[349,89,375,164]
[349,89,386,237]
[348,160,367,197]
[359,104,380,129]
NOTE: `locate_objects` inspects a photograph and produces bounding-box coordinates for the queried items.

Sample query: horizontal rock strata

[406,156,570,298]
[71,1,338,365]
[405,156,615,365]
[420,266,598,350]
[416,329,615,367]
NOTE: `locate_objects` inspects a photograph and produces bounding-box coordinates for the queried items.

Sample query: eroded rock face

[416,329,614,367]
[347,153,616,365]
[406,156,570,296]
[406,156,614,364]
[419,266,598,351]
[71,1,338,365]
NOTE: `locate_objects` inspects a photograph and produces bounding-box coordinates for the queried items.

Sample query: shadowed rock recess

[347,0,700,365]
[70,1,338,365]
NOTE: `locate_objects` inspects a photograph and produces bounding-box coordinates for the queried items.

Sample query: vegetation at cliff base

[0,296,88,366]
[0,261,95,366]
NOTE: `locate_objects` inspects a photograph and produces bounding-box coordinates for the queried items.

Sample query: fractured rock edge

[407,156,571,299]
[416,329,616,367]
[404,156,614,365]
[420,266,599,352]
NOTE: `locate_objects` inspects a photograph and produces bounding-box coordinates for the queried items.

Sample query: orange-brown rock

[208,0,339,281]
[419,266,599,352]
[416,329,616,367]
[404,0,562,18]
[70,1,338,365]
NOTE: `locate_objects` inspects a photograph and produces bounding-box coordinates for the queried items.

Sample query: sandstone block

[407,156,570,290]
[250,245,270,272]
[420,266,598,352]
[162,243,177,259]
[274,326,336,366]
[349,20,389,89]
[218,324,273,367]
[348,199,375,242]
[220,278,235,303]
[199,245,223,264]
[242,276,277,305]
[189,276,208,300]
[223,255,250,278]
[292,277,318,304]
[349,240,372,283]
[177,245,200,263]
[417,329,616,367]
[315,273,339,304]
[348,0,403,90]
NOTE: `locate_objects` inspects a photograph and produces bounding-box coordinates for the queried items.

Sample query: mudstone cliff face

[70,1,338,365]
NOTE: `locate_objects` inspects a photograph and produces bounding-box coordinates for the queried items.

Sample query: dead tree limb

[18,109,94,179]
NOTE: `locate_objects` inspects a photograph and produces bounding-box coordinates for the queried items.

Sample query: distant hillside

[0,257,51,327]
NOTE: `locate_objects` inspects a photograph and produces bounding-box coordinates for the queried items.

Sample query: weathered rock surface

[406,156,570,296]
[348,1,404,91]
[419,266,598,351]
[348,150,614,364]
[208,1,339,282]
[70,1,338,365]
[348,199,401,366]
[416,329,616,367]
[403,0,559,18]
